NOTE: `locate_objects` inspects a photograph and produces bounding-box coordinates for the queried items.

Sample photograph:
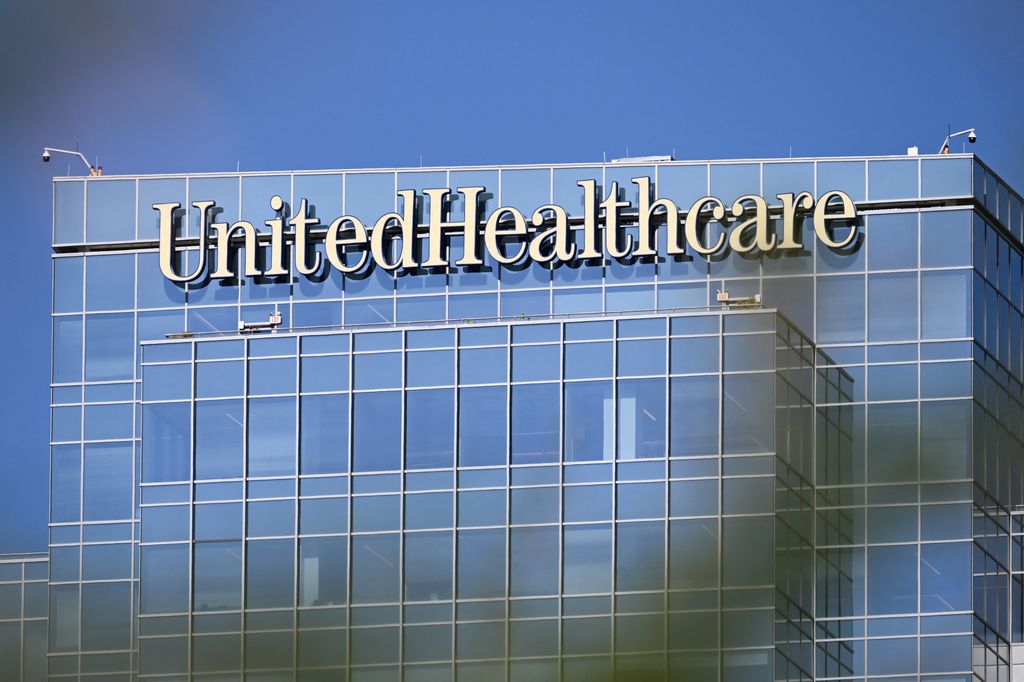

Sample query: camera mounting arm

[43,147,95,175]
[938,128,976,154]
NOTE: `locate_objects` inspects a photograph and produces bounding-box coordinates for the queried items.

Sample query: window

[353,392,401,472]
[511,384,559,464]
[564,381,612,462]
[510,526,558,597]
[351,534,400,604]
[404,532,453,601]
[458,386,506,467]
[669,376,719,456]
[193,542,242,612]
[300,394,348,474]
[247,539,295,609]
[563,524,611,594]
[406,389,454,469]
[142,402,190,483]
[248,397,296,477]
[83,443,133,521]
[195,400,243,479]
[618,379,665,459]
[299,536,347,607]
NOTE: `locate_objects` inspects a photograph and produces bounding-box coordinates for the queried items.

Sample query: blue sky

[1,0,1021,552]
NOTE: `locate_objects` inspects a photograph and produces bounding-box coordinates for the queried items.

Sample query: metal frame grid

[44,153,1024,681]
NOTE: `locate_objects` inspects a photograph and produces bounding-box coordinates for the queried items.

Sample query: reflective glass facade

[0,553,49,681]
[36,153,1024,680]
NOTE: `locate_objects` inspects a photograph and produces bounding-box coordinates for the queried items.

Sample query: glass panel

[564,381,613,462]
[50,444,80,522]
[86,254,135,311]
[55,180,85,243]
[82,443,133,520]
[249,357,296,395]
[86,179,135,242]
[81,582,131,650]
[867,545,916,614]
[247,539,295,608]
[247,397,296,477]
[817,161,865,202]
[405,532,453,601]
[565,342,612,379]
[299,536,347,606]
[407,350,454,387]
[138,178,186,240]
[194,503,242,541]
[351,534,400,604]
[723,373,773,454]
[868,159,917,200]
[763,162,814,201]
[563,524,612,594]
[142,402,190,482]
[511,383,559,464]
[616,522,664,591]
[922,270,970,339]
[618,379,666,459]
[669,376,719,456]
[458,386,506,467]
[189,176,240,237]
[406,388,454,469]
[196,360,243,398]
[510,526,558,597]
[48,584,79,652]
[193,542,242,611]
[353,392,401,472]
[564,485,612,522]
[300,394,349,474]
[195,399,243,479]
[85,313,134,381]
[295,174,343,224]
[512,345,559,382]
[345,172,394,226]
[140,545,189,614]
[867,213,918,271]
[868,273,917,342]
[53,257,84,313]
[241,175,290,233]
[354,352,401,390]
[921,157,972,198]
[618,339,665,376]
[709,164,759,202]
[816,274,865,343]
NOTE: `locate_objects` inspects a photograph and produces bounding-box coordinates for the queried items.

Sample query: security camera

[968,130,977,143]
[42,149,51,163]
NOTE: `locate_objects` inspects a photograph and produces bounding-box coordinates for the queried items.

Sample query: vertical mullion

[345,333,354,682]
[293,336,300,681]
[557,320,566,680]
[609,317,618,677]
[504,321,512,681]
[77,238,87,660]
[187,339,197,678]
[717,312,724,681]
[450,329,459,681]
[398,329,407,678]
[663,315,671,680]
[240,337,249,672]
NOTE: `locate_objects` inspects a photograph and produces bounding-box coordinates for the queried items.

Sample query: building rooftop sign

[156,177,857,283]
